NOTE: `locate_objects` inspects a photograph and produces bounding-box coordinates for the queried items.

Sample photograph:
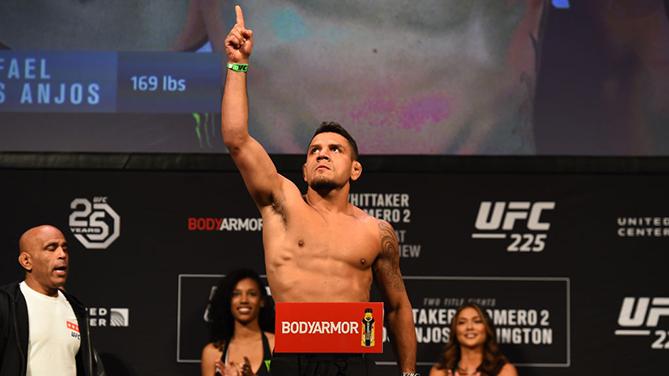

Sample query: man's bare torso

[260,177,381,302]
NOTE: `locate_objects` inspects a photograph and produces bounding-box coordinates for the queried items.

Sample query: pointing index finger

[235,5,245,28]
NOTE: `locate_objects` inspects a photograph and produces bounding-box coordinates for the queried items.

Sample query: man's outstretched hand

[225,5,254,64]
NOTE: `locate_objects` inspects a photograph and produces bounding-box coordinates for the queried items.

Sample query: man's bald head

[19,225,64,256]
[17,225,69,296]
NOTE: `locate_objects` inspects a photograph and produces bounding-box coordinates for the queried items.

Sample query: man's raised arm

[222,5,283,208]
[373,220,418,374]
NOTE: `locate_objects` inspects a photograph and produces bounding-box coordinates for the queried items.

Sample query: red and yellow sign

[274,302,384,353]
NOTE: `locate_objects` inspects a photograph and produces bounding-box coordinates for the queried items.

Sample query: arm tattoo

[377,221,404,292]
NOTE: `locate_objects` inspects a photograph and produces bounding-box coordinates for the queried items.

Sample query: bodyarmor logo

[615,297,669,350]
[69,197,120,249]
[361,308,375,347]
[472,201,555,252]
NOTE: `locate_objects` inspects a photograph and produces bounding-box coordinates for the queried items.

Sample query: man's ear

[350,160,362,181]
[303,163,307,182]
[18,252,32,271]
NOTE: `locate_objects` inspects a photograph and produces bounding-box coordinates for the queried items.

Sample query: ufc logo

[475,202,555,231]
[618,297,669,327]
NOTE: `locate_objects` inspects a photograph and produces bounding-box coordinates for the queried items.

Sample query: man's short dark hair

[311,121,359,160]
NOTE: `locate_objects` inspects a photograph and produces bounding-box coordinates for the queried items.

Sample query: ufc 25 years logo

[69,196,120,250]
[472,201,555,252]
[616,297,669,350]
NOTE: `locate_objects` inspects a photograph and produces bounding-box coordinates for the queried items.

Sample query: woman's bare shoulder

[201,341,223,358]
[429,364,450,376]
[498,362,518,376]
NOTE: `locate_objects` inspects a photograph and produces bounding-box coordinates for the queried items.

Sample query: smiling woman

[429,303,517,376]
[201,269,275,376]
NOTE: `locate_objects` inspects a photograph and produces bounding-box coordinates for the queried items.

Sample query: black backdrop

[1,154,667,375]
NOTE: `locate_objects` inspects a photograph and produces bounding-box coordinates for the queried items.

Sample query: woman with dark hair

[201,268,275,376]
[430,303,517,376]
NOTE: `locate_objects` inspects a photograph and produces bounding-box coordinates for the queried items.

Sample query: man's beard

[309,176,340,192]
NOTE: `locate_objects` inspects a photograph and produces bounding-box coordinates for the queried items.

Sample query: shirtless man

[221,6,417,376]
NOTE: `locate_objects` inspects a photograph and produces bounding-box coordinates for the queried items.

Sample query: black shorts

[270,353,374,376]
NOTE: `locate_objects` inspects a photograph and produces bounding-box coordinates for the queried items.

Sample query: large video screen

[1,1,668,155]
